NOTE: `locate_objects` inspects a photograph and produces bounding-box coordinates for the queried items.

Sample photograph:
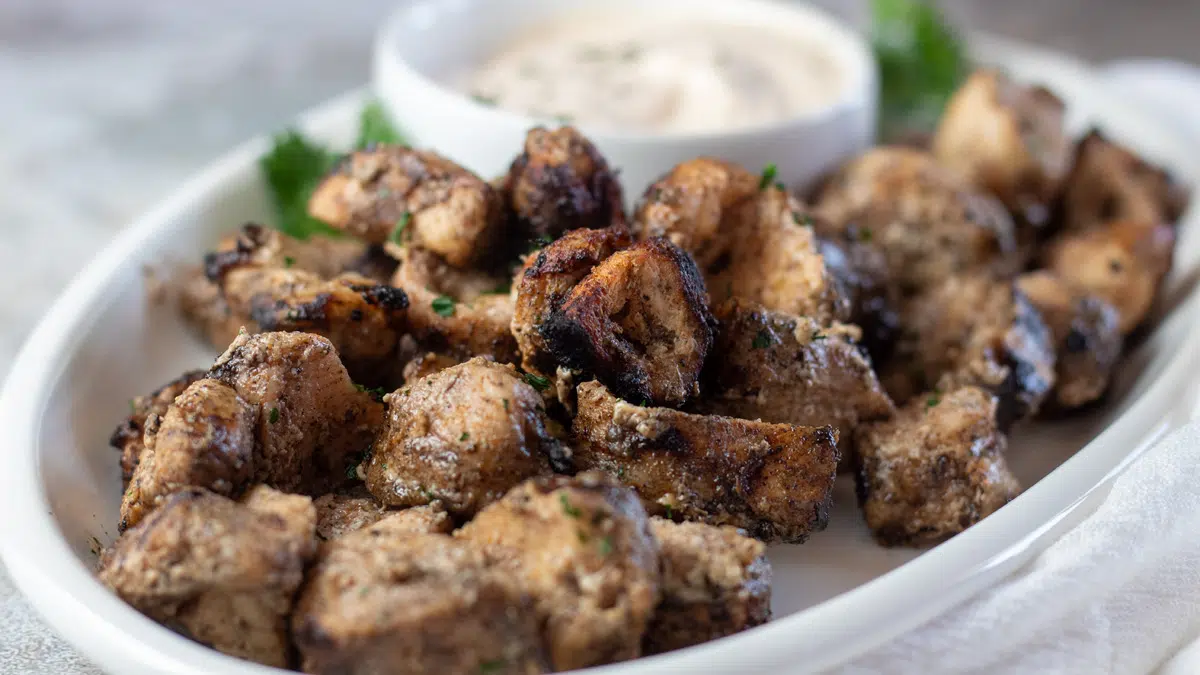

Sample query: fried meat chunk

[208,331,383,495]
[542,238,714,407]
[308,145,507,268]
[110,369,206,487]
[813,147,1018,294]
[572,381,839,543]
[697,299,893,441]
[1060,130,1189,232]
[885,273,1056,429]
[1043,218,1175,334]
[119,379,257,531]
[293,528,547,675]
[854,386,1019,547]
[644,518,771,655]
[932,70,1073,228]
[813,232,900,364]
[365,358,562,517]
[400,350,463,383]
[1016,272,1123,408]
[100,486,317,668]
[391,246,519,363]
[512,226,632,380]
[179,266,244,349]
[458,473,660,671]
[503,126,626,239]
[204,222,374,281]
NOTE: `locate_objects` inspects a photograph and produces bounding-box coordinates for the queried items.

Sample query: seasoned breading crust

[365,358,562,517]
[458,472,660,671]
[208,331,384,495]
[813,147,1019,294]
[1043,218,1175,334]
[503,126,627,239]
[932,69,1074,228]
[119,379,257,532]
[697,299,894,442]
[542,238,715,407]
[308,145,507,268]
[391,246,520,363]
[1060,130,1189,233]
[634,157,760,268]
[854,386,1019,547]
[293,529,548,675]
[512,226,632,380]
[572,381,840,543]
[1017,272,1123,409]
[644,518,771,655]
[109,370,206,487]
[885,273,1056,429]
[100,487,317,668]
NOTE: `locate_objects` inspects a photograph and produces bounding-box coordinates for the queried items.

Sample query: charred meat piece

[365,358,562,517]
[458,472,660,671]
[503,126,626,239]
[634,158,760,268]
[932,70,1074,229]
[698,299,893,442]
[110,369,206,487]
[208,331,383,495]
[294,528,547,675]
[854,386,1019,547]
[308,145,507,269]
[314,490,454,541]
[813,147,1019,294]
[644,518,771,655]
[1060,130,1189,232]
[813,232,901,364]
[100,486,317,668]
[400,351,463,383]
[204,222,374,282]
[512,226,632,380]
[572,381,839,543]
[119,379,257,532]
[391,246,520,363]
[542,238,714,408]
[179,267,244,350]
[885,273,1056,429]
[1017,272,1123,409]
[1043,218,1175,334]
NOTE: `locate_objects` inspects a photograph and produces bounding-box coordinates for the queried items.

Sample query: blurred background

[0,0,1198,670]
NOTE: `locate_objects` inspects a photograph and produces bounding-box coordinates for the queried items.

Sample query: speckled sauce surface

[1,0,1197,671]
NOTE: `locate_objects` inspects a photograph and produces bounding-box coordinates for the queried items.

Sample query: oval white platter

[1,38,1199,675]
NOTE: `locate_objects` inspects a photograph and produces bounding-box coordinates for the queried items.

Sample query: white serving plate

[2,39,1200,675]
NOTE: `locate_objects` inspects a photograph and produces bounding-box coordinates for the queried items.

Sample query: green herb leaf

[268,407,280,424]
[502,398,510,412]
[259,130,343,240]
[479,660,506,674]
[793,212,814,227]
[926,394,941,408]
[524,372,551,392]
[871,0,969,141]
[597,536,613,556]
[752,329,774,350]
[758,163,778,191]
[356,101,404,149]
[431,296,456,317]
[460,431,470,442]
[391,211,411,246]
[283,255,296,268]
[664,503,674,520]
[128,399,137,414]
[560,493,582,518]
[810,330,827,341]
[860,227,874,242]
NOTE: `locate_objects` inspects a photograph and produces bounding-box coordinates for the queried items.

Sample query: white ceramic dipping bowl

[373,0,877,196]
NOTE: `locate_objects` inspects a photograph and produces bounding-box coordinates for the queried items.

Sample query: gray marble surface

[1,0,1198,672]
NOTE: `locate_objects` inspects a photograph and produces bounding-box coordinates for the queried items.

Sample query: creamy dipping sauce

[458,14,848,134]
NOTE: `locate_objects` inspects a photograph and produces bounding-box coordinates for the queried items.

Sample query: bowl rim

[4,43,1200,675]
[373,0,878,143]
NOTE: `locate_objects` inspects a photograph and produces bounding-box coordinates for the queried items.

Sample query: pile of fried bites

[99,70,1187,673]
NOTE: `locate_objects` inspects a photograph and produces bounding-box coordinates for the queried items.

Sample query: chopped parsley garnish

[860,227,874,242]
[471,93,497,106]
[663,503,674,520]
[560,493,582,518]
[793,212,814,227]
[268,407,280,424]
[345,447,371,480]
[479,660,506,674]
[355,101,404,149]
[524,372,551,392]
[616,466,627,479]
[577,529,589,544]
[391,211,411,245]
[502,398,510,412]
[752,329,774,350]
[810,330,827,341]
[775,181,787,192]
[431,296,456,317]
[926,393,941,408]
[460,431,470,442]
[758,163,778,190]
[283,255,296,268]
[597,536,614,556]
[354,383,388,399]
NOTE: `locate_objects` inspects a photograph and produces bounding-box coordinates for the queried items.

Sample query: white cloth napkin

[834,62,1200,675]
